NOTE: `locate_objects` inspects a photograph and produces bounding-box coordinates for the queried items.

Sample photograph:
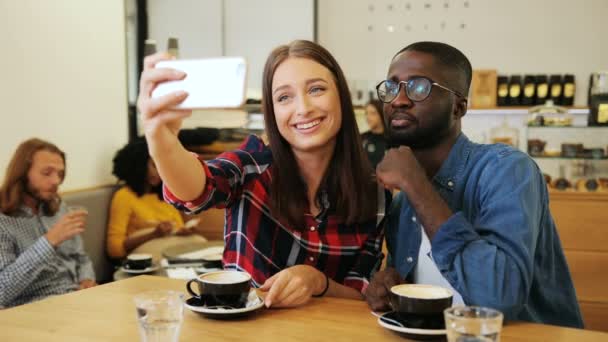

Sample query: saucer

[377,311,446,341]
[184,290,264,319]
[119,264,160,274]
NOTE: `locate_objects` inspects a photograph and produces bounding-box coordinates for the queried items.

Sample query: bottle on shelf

[496,75,509,106]
[562,74,575,106]
[521,75,536,106]
[588,72,608,126]
[490,118,519,147]
[535,75,549,105]
[552,164,571,190]
[508,75,522,106]
[144,39,157,57]
[549,74,563,105]
[167,37,179,58]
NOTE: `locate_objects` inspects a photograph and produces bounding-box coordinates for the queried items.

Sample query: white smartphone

[151,57,247,109]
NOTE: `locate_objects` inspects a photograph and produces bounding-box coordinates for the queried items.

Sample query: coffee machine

[588,72,608,126]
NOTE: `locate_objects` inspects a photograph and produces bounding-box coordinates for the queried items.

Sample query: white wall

[224,0,314,92]
[147,0,314,96]
[0,0,128,191]
[318,0,608,106]
[147,0,223,59]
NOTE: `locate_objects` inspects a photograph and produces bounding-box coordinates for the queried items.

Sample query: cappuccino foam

[127,253,152,261]
[201,271,250,284]
[391,284,452,299]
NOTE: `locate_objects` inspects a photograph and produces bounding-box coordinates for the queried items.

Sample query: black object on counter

[562,74,575,106]
[549,74,563,105]
[178,128,220,146]
[508,75,522,106]
[535,75,549,105]
[522,75,536,106]
[497,76,509,106]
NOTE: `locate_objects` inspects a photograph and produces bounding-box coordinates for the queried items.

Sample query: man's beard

[385,111,452,150]
[25,183,58,207]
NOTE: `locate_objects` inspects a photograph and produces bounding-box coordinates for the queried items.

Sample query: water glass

[134,291,184,342]
[444,306,503,342]
[67,205,88,215]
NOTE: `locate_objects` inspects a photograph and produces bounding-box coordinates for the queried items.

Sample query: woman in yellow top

[107,138,199,259]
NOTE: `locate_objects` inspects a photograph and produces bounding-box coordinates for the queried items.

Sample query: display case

[525,126,608,192]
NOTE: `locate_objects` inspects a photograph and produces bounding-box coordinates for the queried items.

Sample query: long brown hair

[0,138,65,216]
[262,40,377,229]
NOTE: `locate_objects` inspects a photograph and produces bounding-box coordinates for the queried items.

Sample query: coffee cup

[124,253,153,270]
[186,270,251,308]
[390,284,453,328]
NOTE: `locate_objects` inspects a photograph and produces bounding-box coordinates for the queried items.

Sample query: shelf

[548,189,608,200]
[528,125,608,129]
[467,107,589,115]
[531,155,608,160]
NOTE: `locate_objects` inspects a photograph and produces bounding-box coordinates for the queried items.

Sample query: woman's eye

[310,86,325,94]
[276,94,289,102]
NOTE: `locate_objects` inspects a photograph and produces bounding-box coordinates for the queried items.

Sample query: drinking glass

[444,306,503,342]
[134,291,184,342]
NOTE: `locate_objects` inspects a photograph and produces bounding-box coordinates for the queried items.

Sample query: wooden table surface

[0,276,606,341]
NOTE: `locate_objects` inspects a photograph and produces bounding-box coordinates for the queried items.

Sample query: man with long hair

[0,138,96,308]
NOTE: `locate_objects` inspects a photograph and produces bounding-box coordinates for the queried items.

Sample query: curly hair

[112,138,162,199]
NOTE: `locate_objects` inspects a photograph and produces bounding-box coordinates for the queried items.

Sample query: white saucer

[119,264,160,274]
[184,290,264,318]
[377,311,446,340]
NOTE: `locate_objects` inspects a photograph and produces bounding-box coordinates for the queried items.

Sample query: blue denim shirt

[386,133,583,328]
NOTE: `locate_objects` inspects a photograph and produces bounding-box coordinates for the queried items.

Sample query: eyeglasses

[376,76,466,103]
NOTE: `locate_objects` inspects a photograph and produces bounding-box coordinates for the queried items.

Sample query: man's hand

[365,267,403,311]
[45,211,87,247]
[174,227,195,236]
[259,265,326,308]
[376,146,427,192]
[153,221,174,237]
[78,279,97,290]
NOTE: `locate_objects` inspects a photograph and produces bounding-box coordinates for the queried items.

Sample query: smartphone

[151,57,247,109]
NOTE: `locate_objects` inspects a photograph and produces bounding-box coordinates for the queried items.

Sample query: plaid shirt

[165,135,389,293]
[0,202,95,308]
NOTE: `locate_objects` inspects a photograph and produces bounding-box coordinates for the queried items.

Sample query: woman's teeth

[296,119,321,130]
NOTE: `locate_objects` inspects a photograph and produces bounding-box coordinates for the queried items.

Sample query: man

[366,42,583,328]
[0,138,96,308]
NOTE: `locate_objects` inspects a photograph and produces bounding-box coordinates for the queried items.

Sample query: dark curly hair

[112,137,162,199]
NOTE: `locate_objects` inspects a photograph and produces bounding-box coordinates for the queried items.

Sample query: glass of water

[444,306,503,342]
[134,291,184,342]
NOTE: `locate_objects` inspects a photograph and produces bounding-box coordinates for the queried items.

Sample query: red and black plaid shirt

[164,135,389,293]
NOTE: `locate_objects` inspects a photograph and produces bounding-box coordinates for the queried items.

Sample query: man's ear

[453,97,468,119]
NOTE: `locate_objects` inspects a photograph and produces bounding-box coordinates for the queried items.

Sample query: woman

[360,99,387,169]
[106,138,201,259]
[138,40,389,307]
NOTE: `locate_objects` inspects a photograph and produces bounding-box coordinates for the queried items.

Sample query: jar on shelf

[490,119,519,147]
[527,100,572,126]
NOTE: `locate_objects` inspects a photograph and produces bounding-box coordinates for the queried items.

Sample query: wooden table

[0,276,606,341]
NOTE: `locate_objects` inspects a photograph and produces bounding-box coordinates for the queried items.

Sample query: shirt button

[309,256,315,262]
[310,226,316,232]
[406,257,413,263]
[412,216,417,222]
[447,180,454,188]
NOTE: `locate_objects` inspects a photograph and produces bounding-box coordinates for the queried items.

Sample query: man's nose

[391,83,413,108]
[51,173,62,185]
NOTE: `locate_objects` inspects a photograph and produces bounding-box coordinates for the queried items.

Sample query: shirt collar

[432,133,473,191]
[18,203,45,217]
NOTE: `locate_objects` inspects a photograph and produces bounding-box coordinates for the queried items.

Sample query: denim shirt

[386,133,583,328]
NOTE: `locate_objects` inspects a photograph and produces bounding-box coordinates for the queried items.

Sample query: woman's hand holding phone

[137,52,192,158]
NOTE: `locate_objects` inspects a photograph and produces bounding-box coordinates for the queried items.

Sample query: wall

[147,0,314,97]
[0,0,128,191]
[318,0,608,106]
